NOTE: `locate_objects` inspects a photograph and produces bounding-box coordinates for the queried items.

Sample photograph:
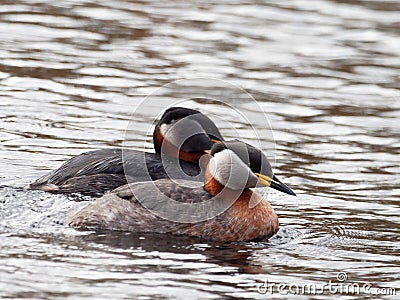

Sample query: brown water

[0,0,399,299]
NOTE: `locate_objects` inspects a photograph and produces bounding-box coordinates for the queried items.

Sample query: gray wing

[69,179,226,232]
[53,174,129,197]
[30,149,159,193]
[31,149,126,186]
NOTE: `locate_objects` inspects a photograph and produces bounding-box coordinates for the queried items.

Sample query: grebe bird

[69,141,296,242]
[29,107,223,197]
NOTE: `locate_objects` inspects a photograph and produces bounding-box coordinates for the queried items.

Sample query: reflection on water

[0,0,399,299]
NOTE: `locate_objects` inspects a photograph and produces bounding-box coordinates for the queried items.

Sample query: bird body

[30,107,223,196]
[69,141,295,242]
[69,179,279,242]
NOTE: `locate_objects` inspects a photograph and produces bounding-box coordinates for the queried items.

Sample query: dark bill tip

[270,175,296,196]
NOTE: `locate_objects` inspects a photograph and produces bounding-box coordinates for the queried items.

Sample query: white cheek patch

[161,119,206,149]
[209,149,259,190]
[160,123,171,139]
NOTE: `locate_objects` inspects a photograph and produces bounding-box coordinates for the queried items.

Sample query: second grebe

[29,107,223,197]
[69,141,296,242]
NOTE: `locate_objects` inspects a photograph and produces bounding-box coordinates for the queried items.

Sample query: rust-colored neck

[204,164,278,242]
[153,126,164,154]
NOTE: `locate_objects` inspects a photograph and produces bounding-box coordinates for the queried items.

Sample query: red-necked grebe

[29,107,223,197]
[69,140,296,242]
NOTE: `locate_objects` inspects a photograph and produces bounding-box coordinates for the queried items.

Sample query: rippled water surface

[1,0,399,299]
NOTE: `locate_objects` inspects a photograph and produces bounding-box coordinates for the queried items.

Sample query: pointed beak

[203,138,221,154]
[255,173,296,196]
[211,138,222,144]
[270,175,296,196]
